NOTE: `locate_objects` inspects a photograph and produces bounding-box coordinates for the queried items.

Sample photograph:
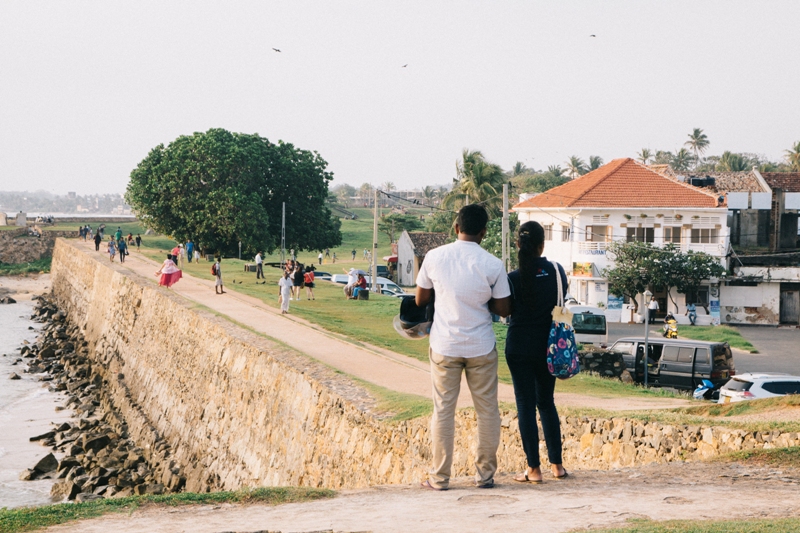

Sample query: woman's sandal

[513,472,542,484]
[553,470,569,480]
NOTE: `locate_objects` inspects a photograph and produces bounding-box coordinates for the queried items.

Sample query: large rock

[51,480,81,500]
[75,492,103,503]
[81,434,110,453]
[33,453,58,473]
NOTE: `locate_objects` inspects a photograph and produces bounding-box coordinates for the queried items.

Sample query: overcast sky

[1,1,798,195]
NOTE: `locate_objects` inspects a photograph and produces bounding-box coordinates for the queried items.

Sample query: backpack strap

[551,260,564,309]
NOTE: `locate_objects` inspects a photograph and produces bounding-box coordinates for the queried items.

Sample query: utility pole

[281,202,286,264]
[502,183,509,272]
[372,189,379,292]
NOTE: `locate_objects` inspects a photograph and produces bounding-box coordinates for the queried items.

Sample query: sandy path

[41,462,800,533]
[67,240,689,411]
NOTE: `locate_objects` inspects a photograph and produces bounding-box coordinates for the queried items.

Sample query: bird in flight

[402,64,408,68]
[273,48,281,52]
[590,34,596,37]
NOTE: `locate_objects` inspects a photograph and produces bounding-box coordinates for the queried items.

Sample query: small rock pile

[578,347,631,382]
[0,296,16,304]
[17,295,186,502]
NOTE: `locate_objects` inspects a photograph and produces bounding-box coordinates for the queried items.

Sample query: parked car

[608,337,736,390]
[363,276,405,295]
[717,373,800,404]
[376,265,391,279]
[566,304,607,346]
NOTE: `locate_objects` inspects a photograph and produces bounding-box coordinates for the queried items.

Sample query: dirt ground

[0,273,50,301]
[42,462,800,533]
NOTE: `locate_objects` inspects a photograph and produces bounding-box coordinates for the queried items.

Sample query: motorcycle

[662,313,678,338]
[694,379,718,401]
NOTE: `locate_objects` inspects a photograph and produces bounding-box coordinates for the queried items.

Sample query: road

[607,322,800,375]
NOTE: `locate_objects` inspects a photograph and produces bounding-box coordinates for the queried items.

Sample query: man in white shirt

[343,267,357,299]
[255,252,264,280]
[415,204,511,490]
[648,296,659,324]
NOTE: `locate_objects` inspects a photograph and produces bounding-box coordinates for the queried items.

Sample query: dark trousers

[256,263,264,279]
[95,242,100,251]
[648,309,656,323]
[506,340,563,468]
[119,250,125,262]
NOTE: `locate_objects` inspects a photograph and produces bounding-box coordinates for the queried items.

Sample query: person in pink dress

[155,254,182,288]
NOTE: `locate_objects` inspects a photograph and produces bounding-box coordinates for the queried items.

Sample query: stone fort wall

[49,238,800,491]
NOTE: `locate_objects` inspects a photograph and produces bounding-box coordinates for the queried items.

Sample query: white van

[567,304,608,346]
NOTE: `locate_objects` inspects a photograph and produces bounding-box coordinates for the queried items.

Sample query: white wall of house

[721,266,800,325]
[397,231,417,287]
[514,206,730,321]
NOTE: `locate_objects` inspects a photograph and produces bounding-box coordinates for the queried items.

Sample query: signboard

[709,284,720,325]
[607,295,624,310]
[595,282,606,293]
[726,192,748,210]
[572,262,593,277]
[751,193,772,210]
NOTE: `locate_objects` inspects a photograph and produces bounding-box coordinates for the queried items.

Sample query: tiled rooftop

[513,158,722,209]
[407,232,450,257]
[761,173,800,193]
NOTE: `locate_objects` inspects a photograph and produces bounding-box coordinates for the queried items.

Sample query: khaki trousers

[428,346,500,489]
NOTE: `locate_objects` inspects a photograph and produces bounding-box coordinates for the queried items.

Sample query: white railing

[578,241,609,251]
[680,242,725,255]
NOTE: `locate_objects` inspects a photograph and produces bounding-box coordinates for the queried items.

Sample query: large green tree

[786,141,800,171]
[378,213,423,242]
[443,149,506,216]
[125,128,341,256]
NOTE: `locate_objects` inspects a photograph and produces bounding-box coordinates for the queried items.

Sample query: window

[691,228,718,243]
[762,381,800,395]
[664,227,682,243]
[586,225,609,242]
[561,225,571,242]
[662,346,679,362]
[695,348,710,365]
[627,227,654,243]
[678,347,695,363]
[543,225,553,241]
[686,287,709,306]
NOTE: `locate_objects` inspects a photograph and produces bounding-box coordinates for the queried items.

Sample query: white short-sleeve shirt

[416,239,510,358]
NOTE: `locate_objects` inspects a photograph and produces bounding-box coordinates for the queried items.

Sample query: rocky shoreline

[16,295,187,502]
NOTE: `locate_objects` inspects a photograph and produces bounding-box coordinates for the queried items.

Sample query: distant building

[0,212,6,226]
[396,231,450,287]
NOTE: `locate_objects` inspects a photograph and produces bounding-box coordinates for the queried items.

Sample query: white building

[396,231,450,287]
[512,158,730,323]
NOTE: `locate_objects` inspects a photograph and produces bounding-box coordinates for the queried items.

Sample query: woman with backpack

[155,254,182,288]
[506,221,569,484]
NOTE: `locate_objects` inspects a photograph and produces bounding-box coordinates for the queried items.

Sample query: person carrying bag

[547,260,580,379]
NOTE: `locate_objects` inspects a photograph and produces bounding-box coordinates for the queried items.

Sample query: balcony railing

[577,241,609,251]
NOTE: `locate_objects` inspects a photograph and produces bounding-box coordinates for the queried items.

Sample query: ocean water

[0,300,69,508]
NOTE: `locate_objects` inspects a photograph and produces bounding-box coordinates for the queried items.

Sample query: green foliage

[787,141,800,171]
[480,212,518,269]
[603,242,724,313]
[566,155,587,178]
[425,210,456,234]
[510,172,569,194]
[0,257,51,275]
[676,325,756,352]
[125,128,341,257]
[671,148,695,172]
[583,517,800,533]
[0,487,334,533]
[637,148,654,165]
[443,150,506,216]
[378,213,424,242]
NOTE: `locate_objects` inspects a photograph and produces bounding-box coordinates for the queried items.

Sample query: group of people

[416,204,568,490]
[343,268,367,299]
[278,259,316,314]
[101,227,143,264]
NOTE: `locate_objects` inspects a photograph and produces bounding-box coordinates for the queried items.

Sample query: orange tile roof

[513,158,722,209]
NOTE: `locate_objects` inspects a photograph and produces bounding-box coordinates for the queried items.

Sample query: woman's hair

[166,254,172,260]
[517,221,546,303]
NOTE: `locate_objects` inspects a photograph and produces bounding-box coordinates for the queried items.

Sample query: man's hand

[416,286,433,308]
[489,296,511,317]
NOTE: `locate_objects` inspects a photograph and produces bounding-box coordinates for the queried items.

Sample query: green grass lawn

[0,257,51,275]
[578,518,800,533]
[677,325,757,353]
[717,445,800,469]
[0,487,334,533]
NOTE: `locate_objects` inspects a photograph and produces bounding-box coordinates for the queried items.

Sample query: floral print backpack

[547,261,580,379]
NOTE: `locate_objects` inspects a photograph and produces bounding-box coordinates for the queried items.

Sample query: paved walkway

[70,239,688,411]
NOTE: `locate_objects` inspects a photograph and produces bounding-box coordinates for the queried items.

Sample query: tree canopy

[603,241,725,313]
[125,128,341,256]
[378,213,423,242]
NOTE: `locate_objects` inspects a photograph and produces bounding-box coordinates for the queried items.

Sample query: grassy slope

[0,487,334,533]
[676,325,757,352]
[578,518,800,533]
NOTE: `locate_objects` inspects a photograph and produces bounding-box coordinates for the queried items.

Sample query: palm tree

[684,128,710,168]
[654,150,674,165]
[637,149,653,165]
[716,151,750,172]
[588,155,604,171]
[786,141,800,171]
[670,148,694,172]
[381,181,395,193]
[511,161,529,176]
[359,183,374,207]
[443,149,506,215]
[566,156,587,179]
[421,186,436,207]
[547,165,564,178]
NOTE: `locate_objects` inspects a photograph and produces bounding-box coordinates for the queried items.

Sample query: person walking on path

[114,227,123,242]
[648,296,659,324]
[186,240,194,263]
[171,244,182,268]
[415,204,511,491]
[304,265,316,300]
[155,254,182,288]
[117,238,127,263]
[94,231,102,251]
[135,234,141,250]
[278,271,293,314]
[107,237,117,262]
[255,251,264,279]
[318,252,323,265]
[506,221,569,484]
[213,258,225,294]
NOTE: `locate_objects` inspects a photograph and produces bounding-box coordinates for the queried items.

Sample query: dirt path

[42,462,800,533]
[68,240,689,411]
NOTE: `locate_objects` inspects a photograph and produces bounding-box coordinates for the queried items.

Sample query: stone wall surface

[48,238,800,492]
[0,229,77,264]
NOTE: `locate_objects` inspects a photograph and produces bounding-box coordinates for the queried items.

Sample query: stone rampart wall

[48,238,800,491]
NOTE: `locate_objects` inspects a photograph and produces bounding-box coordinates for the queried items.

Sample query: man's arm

[416,286,433,307]
[489,296,511,317]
